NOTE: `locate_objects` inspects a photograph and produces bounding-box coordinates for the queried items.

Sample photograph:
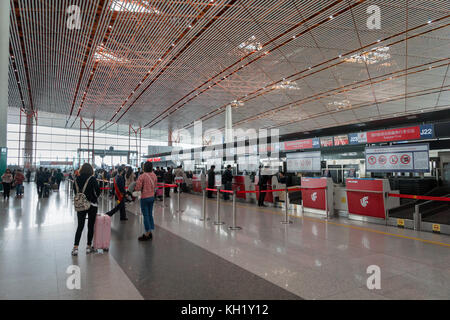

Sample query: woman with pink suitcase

[71,163,101,256]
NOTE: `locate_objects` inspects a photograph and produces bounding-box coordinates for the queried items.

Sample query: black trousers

[106,199,126,219]
[2,183,11,199]
[223,182,232,200]
[258,185,267,206]
[74,206,97,246]
[207,185,214,198]
[37,183,43,196]
[164,186,171,197]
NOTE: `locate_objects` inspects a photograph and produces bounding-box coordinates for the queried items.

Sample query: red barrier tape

[388,193,450,202]
[206,188,218,192]
[236,187,326,194]
[219,189,234,194]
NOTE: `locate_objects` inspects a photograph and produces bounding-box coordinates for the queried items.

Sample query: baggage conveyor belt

[388,187,450,231]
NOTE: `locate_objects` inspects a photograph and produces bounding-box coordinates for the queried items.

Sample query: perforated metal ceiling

[7,0,450,139]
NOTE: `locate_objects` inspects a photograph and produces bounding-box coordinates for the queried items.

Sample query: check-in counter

[301,177,334,217]
[232,175,247,200]
[192,174,202,193]
[346,178,400,224]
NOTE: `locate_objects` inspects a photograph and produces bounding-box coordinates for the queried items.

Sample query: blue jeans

[16,184,23,196]
[140,197,155,233]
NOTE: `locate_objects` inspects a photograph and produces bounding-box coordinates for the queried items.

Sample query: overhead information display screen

[365,144,429,172]
[286,151,321,172]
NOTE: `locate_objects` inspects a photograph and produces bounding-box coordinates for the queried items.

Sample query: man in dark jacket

[222,165,233,200]
[105,167,128,221]
[207,165,216,198]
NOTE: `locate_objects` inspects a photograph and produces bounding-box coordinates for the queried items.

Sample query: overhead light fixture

[230,100,244,108]
[272,80,300,90]
[110,0,160,14]
[344,46,391,65]
[238,35,262,53]
[94,45,128,63]
[328,99,351,110]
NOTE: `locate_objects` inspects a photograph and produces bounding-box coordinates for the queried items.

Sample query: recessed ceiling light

[377,39,381,42]
[338,54,342,58]
[329,15,333,19]
[427,20,432,24]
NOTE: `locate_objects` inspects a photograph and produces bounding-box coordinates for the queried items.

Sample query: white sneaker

[86,246,93,254]
[71,248,78,256]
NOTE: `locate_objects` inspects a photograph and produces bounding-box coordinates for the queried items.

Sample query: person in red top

[14,169,25,198]
[134,161,158,241]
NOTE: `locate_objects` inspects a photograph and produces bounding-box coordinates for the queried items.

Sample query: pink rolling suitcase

[93,214,111,252]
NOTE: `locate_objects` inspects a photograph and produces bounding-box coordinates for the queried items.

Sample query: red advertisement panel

[366,126,421,143]
[284,139,313,151]
[346,179,385,219]
[301,178,327,211]
[347,191,385,219]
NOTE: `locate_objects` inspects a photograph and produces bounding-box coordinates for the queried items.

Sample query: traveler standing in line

[105,167,128,221]
[55,169,64,189]
[164,167,174,198]
[134,162,158,241]
[1,168,13,200]
[222,165,233,200]
[14,169,25,198]
[207,165,216,198]
[258,165,269,207]
[36,167,44,197]
[26,169,31,183]
[174,165,184,193]
[71,163,100,256]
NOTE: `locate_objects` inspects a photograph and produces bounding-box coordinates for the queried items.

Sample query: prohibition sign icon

[378,155,387,165]
[389,155,398,165]
[400,154,411,164]
[368,155,376,165]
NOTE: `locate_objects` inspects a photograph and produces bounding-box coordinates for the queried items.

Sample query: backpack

[73,176,93,212]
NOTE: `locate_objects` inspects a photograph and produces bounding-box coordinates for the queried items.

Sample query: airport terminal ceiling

[7,0,450,139]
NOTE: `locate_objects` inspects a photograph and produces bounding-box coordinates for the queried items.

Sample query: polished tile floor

[1,182,449,299]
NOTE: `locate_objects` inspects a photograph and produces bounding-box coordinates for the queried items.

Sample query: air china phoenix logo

[311,192,317,202]
[360,196,369,208]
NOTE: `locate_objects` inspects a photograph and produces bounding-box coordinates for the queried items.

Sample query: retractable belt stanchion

[414,204,421,231]
[281,188,293,224]
[214,188,225,225]
[200,189,209,221]
[228,190,241,230]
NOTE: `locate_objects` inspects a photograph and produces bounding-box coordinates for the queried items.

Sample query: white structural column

[224,105,233,143]
[0,0,11,148]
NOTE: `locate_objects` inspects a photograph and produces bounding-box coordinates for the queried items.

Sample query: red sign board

[320,137,334,147]
[334,135,349,146]
[147,157,161,162]
[366,126,421,143]
[301,177,327,211]
[284,139,314,151]
[346,179,385,219]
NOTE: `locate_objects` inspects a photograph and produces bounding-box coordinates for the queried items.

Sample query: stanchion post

[229,190,241,230]
[281,189,293,224]
[160,184,168,208]
[325,187,329,220]
[414,204,421,231]
[200,189,209,221]
[214,189,225,225]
